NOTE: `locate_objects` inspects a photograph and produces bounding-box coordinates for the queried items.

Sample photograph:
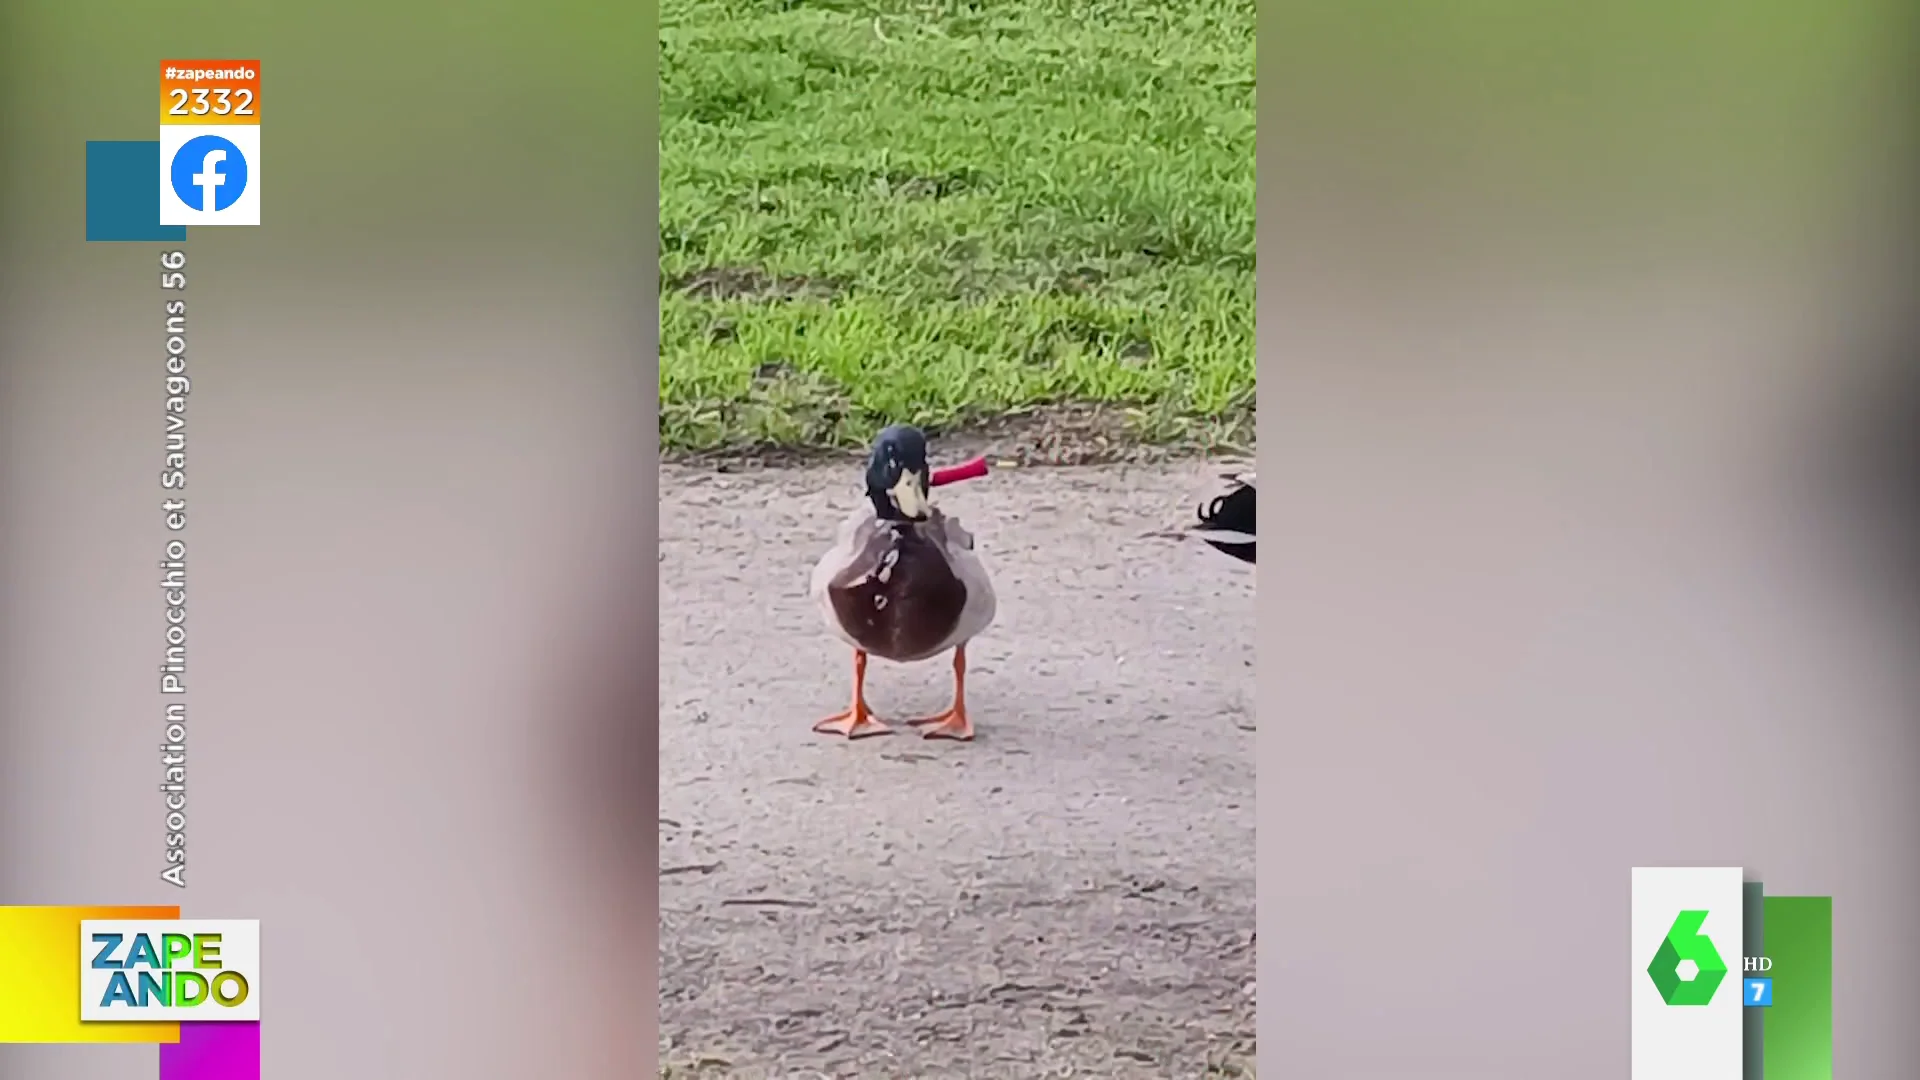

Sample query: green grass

[659,0,1255,454]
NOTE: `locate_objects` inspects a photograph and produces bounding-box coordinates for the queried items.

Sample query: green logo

[1647,910,1728,1005]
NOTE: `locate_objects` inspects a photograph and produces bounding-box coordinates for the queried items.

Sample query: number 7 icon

[1743,977,1774,1007]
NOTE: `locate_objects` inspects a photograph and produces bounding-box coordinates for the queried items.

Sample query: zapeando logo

[1647,909,1729,1005]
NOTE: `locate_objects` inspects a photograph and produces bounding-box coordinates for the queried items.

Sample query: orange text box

[159,59,261,126]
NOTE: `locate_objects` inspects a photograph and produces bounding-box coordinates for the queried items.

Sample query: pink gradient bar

[159,1022,259,1080]
[930,456,989,487]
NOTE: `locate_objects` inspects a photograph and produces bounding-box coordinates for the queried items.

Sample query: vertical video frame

[656,0,1257,1074]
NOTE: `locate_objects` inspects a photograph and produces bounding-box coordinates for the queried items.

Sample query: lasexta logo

[168,134,248,213]
[1647,909,1728,1005]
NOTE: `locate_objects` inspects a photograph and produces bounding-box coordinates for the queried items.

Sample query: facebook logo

[159,126,260,226]
[169,135,248,212]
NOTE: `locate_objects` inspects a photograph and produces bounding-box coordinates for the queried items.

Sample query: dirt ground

[658,459,1257,1079]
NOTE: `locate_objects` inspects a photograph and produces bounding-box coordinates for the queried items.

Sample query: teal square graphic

[86,141,187,242]
[1744,976,1773,1007]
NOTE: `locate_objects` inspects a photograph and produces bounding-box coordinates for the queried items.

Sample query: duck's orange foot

[906,708,973,742]
[812,706,892,740]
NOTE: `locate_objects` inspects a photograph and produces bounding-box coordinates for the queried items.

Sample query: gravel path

[658,461,1257,1078]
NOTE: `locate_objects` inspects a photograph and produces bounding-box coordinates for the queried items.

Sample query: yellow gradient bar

[0,906,182,1043]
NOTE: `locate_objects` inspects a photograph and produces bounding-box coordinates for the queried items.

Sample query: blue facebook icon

[169,134,249,213]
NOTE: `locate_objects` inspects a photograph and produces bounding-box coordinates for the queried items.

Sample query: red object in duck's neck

[930,456,989,487]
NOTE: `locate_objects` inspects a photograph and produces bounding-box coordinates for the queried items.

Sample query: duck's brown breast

[826,523,966,662]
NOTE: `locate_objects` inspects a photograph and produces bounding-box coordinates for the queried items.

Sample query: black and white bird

[1190,470,1255,563]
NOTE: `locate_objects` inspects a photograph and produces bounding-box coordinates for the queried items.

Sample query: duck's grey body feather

[812,504,997,662]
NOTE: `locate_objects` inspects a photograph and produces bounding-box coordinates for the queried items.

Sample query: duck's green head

[865,424,932,521]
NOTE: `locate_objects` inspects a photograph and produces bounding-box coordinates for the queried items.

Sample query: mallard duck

[808,424,997,741]
[1191,470,1255,563]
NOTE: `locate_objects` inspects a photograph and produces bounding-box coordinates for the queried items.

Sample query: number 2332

[167,87,254,117]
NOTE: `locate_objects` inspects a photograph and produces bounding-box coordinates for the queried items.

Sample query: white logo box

[79,918,260,1022]
[159,125,261,227]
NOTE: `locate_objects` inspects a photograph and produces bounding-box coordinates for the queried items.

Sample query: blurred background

[1260,0,1919,1076]
[1,2,656,1078]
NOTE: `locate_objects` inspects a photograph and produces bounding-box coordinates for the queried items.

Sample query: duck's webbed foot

[905,646,974,742]
[813,704,892,739]
[813,650,893,739]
